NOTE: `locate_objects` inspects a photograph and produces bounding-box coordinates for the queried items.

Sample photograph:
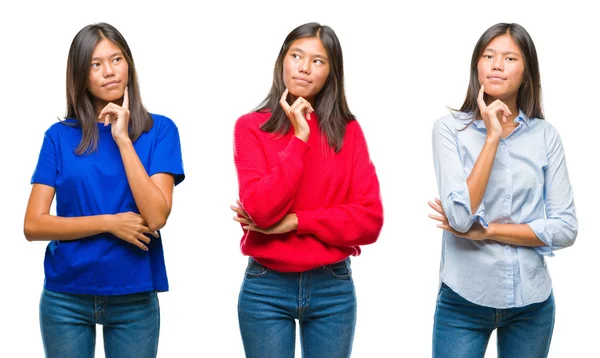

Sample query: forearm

[118,139,170,231]
[466,136,499,213]
[487,223,546,247]
[297,200,383,247]
[236,137,308,228]
[24,214,111,242]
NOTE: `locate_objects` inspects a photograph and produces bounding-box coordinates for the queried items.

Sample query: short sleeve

[31,131,58,187]
[149,117,185,186]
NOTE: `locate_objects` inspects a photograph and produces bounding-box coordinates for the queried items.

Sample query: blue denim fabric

[238,257,357,358]
[39,288,160,358]
[433,283,555,358]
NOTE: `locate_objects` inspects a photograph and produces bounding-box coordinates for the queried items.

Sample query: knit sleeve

[234,114,310,228]
[296,121,383,246]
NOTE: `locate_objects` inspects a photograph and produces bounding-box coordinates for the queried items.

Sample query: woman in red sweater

[231,22,383,357]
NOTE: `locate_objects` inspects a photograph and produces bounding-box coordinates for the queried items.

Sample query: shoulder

[44,118,78,138]
[529,117,564,152]
[528,116,556,131]
[433,111,472,134]
[149,113,178,132]
[235,111,270,127]
[344,118,365,138]
[234,111,271,134]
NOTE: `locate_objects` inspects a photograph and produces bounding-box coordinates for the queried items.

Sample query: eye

[91,62,100,68]
[313,59,325,65]
[482,54,493,59]
[506,57,517,62]
[291,53,300,60]
[112,56,122,64]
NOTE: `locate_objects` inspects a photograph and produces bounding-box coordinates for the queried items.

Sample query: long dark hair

[65,22,152,155]
[458,23,544,121]
[257,22,354,153]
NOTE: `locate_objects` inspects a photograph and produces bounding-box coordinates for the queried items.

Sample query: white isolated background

[0,0,597,357]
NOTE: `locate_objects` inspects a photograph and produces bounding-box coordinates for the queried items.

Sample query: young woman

[428,23,577,357]
[231,22,383,357]
[24,23,184,358]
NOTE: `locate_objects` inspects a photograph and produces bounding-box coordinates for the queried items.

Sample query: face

[87,38,128,111]
[282,37,330,103]
[477,34,525,103]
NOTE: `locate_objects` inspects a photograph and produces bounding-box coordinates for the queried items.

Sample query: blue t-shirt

[31,114,185,295]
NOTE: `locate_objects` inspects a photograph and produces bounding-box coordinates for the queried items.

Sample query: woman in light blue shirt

[428,23,577,358]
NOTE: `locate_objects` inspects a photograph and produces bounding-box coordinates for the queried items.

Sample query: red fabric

[234,111,383,272]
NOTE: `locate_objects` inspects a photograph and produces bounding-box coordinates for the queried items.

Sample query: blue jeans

[433,283,555,358]
[238,257,357,358]
[39,288,160,358]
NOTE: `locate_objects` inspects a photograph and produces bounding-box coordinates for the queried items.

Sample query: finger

[428,213,447,223]
[437,224,461,237]
[435,198,442,205]
[279,88,291,111]
[137,232,151,244]
[122,86,129,109]
[233,216,253,225]
[132,239,149,251]
[427,201,444,215]
[230,205,249,219]
[243,225,264,233]
[236,201,249,217]
[151,231,159,238]
[477,85,486,111]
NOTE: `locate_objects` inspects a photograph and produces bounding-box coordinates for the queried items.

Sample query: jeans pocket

[245,257,269,278]
[328,258,352,280]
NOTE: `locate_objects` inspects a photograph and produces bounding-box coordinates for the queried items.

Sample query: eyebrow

[483,48,521,56]
[91,52,123,61]
[289,47,328,60]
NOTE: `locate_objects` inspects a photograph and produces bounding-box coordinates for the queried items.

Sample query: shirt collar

[474,109,529,129]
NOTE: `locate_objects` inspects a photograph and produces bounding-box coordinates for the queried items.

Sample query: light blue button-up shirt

[432,111,577,309]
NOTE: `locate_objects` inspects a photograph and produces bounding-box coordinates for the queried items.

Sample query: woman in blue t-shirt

[428,23,577,357]
[24,23,185,358]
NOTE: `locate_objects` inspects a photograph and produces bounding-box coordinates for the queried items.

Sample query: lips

[487,75,507,81]
[102,80,121,87]
[293,77,311,84]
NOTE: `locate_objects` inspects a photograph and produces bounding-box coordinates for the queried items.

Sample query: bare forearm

[466,136,499,213]
[24,214,110,242]
[487,223,546,247]
[117,139,170,231]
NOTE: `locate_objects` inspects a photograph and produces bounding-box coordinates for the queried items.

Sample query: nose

[492,56,503,71]
[298,58,311,74]
[103,62,115,77]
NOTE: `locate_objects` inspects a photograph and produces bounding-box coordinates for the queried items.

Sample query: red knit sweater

[234,111,383,272]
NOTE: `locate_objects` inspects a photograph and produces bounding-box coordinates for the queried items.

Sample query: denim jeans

[433,283,555,358]
[39,288,160,358]
[238,257,357,358]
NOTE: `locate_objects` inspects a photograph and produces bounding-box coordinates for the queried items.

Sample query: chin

[289,88,314,99]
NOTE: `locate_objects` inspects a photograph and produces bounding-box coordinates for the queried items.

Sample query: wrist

[288,213,298,230]
[485,223,496,239]
[102,214,114,234]
[294,131,309,142]
[485,134,500,144]
[115,136,133,148]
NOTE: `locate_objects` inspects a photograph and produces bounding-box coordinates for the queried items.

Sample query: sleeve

[432,118,488,233]
[31,130,58,187]
[528,126,577,256]
[234,115,310,228]
[295,122,383,246]
[149,117,185,186]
